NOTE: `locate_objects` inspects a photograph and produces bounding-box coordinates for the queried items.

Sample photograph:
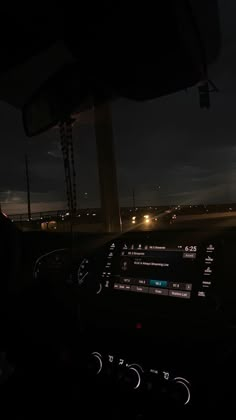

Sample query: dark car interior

[2,221,236,418]
[2,2,236,418]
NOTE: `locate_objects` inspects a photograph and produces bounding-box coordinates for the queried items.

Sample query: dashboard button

[169,290,191,299]
[183,252,196,260]
[120,277,132,284]
[169,282,192,291]
[137,279,148,286]
[149,280,168,288]
[114,283,131,291]
[169,282,181,289]
[149,288,169,296]
[131,285,149,293]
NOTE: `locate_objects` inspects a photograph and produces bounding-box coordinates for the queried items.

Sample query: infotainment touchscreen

[102,241,216,300]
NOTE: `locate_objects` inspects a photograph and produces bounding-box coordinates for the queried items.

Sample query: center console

[33,231,233,414]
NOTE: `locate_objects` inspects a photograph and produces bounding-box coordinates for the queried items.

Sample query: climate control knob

[118,365,142,390]
[88,352,103,375]
[171,377,191,406]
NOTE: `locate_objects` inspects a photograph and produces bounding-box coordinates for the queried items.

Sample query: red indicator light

[136,322,142,330]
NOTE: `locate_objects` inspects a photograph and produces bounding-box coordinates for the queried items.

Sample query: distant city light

[144,215,149,219]
[132,220,136,224]
[132,216,136,220]
[92,213,96,216]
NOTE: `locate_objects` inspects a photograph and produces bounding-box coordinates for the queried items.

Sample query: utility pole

[25,154,31,221]
[157,185,161,207]
[132,187,136,210]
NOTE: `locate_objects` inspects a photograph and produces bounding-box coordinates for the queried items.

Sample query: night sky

[1,0,236,215]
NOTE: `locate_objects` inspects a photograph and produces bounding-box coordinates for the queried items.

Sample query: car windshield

[0,0,235,232]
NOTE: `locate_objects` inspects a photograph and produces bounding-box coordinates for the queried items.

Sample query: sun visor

[23,1,221,136]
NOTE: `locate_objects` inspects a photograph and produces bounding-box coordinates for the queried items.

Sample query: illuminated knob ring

[173,377,191,406]
[91,352,103,375]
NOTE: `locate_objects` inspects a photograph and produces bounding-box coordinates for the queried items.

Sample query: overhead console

[101,239,217,301]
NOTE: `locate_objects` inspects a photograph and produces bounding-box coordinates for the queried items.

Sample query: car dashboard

[27,229,236,416]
